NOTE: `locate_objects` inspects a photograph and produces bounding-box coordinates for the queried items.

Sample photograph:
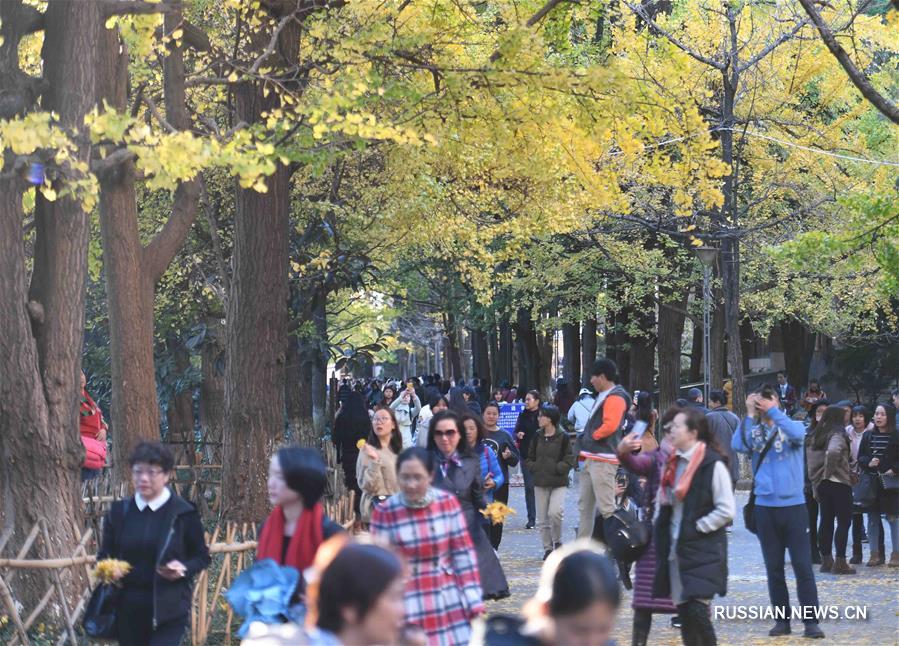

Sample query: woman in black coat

[98,442,210,646]
[428,410,510,600]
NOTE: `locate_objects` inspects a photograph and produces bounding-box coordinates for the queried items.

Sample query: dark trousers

[755,504,820,625]
[678,600,716,646]
[804,489,819,559]
[116,588,188,646]
[490,482,510,549]
[851,512,865,550]
[520,462,536,524]
[817,480,853,558]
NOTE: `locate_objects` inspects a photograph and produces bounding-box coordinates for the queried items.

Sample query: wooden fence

[0,491,355,645]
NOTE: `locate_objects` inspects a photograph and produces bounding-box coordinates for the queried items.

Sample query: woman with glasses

[356,407,403,526]
[428,410,511,600]
[97,442,210,646]
[371,447,484,645]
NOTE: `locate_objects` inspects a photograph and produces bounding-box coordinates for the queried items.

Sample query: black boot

[850,543,863,565]
[632,609,652,646]
[618,560,633,590]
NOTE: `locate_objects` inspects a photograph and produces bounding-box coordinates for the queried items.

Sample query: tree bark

[443,311,463,381]
[780,319,816,391]
[164,336,195,465]
[471,327,491,395]
[562,322,580,392]
[222,25,297,521]
[199,316,226,464]
[688,319,702,384]
[310,284,329,438]
[496,321,514,386]
[513,309,546,393]
[580,318,597,386]
[658,295,689,413]
[0,0,98,613]
[97,7,200,484]
[628,304,656,393]
[710,299,726,390]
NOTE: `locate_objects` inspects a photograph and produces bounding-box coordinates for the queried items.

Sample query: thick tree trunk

[0,0,97,614]
[781,319,816,390]
[222,4,300,522]
[562,322,580,392]
[581,318,597,385]
[97,10,200,484]
[658,295,689,413]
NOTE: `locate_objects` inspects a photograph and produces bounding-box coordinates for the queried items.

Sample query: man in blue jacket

[733,386,824,639]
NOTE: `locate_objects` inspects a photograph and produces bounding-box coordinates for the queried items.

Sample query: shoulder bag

[82,500,127,638]
[743,429,777,535]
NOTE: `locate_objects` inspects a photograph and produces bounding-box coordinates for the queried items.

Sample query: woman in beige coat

[356,407,403,524]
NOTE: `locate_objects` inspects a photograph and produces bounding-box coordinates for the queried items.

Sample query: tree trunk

[628,304,656,392]
[199,316,226,464]
[310,284,329,439]
[581,318,597,386]
[97,9,200,484]
[514,309,546,393]
[0,0,98,613]
[688,319,702,384]
[658,295,689,413]
[443,311,463,381]
[471,327,491,396]
[165,336,195,465]
[222,17,297,520]
[496,321,514,387]
[781,319,816,391]
[710,299,726,390]
[562,322,580,392]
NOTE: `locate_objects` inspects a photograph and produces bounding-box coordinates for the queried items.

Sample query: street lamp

[695,245,719,405]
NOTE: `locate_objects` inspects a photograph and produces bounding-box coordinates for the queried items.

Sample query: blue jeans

[754,504,820,625]
[868,513,899,554]
[520,462,536,524]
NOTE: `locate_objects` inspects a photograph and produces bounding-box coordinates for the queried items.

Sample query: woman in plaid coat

[371,447,484,646]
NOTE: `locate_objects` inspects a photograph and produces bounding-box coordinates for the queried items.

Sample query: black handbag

[880,472,899,491]
[744,430,777,535]
[604,507,651,563]
[82,582,122,638]
[82,500,126,637]
[853,471,879,509]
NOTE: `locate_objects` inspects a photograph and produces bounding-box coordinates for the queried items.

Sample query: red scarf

[660,441,706,503]
[256,504,324,571]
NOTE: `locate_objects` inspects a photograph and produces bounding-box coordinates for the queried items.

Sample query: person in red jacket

[80,371,108,481]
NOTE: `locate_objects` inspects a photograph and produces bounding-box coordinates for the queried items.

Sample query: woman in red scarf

[257,447,344,599]
[653,408,735,646]
[80,371,108,481]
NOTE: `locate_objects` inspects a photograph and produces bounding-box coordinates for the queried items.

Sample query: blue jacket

[476,442,505,503]
[732,407,806,507]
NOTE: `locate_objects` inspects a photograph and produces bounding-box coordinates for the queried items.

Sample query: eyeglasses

[433,429,457,438]
[131,467,164,478]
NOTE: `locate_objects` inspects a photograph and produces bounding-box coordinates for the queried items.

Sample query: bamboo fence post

[38,521,78,645]
[0,571,29,644]
[3,523,41,586]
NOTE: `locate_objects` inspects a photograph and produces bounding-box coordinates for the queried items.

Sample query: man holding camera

[733,387,824,639]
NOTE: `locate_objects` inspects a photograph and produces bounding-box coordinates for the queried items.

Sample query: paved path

[486,474,899,645]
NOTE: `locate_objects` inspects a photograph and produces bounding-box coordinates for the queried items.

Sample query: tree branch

[737,17,809,73]
[797,0,899,124]
[143,178,202,283]
[489,0,571,63]
[622,1,726,70]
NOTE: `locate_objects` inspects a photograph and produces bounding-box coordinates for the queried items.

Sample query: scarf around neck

[660,441,706,505]
[401,487,437,509]
[256,503,324,571]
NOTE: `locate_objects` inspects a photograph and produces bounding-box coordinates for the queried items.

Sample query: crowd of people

[87,363,899,646]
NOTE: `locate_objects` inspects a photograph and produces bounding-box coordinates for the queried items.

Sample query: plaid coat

[371,489,484,646]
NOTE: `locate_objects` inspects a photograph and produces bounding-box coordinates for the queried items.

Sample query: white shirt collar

[135,487,171,512]
[676,442,700,460]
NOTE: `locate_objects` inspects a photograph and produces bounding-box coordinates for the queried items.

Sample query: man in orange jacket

[577,358,632,539]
